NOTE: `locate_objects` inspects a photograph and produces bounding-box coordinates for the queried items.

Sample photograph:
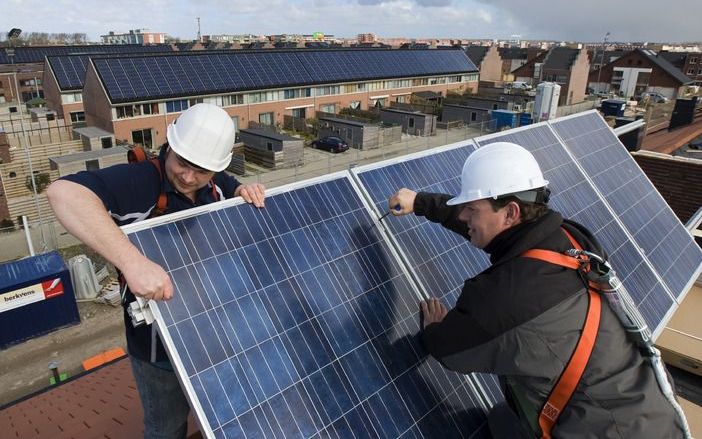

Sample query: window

[408,117,415,128]
[101,137,113,149]
[189,98,204,106]
[267,142,274,152]
[349,101,361,110]
[320,103,336,114]
[688,68,695,75]
[70,111,85,123]
[315,85,340,96]
[291,108,306,118]
[132,128,153,149]
[412,78,428,86]
[258,112,274,126]
[9,172,16,178]
[690,57,698,64]
[231,116,239,133]
[61,92,83,104]
[471,112,477,122]
[166,100,189,113]
[86,159,100,171]
[396,95,407,104]
[283,88,311,99]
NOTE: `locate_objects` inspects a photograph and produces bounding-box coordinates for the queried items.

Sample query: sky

[2,0,700,43]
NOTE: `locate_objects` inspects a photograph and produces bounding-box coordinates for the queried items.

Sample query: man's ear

[505,201,521,226]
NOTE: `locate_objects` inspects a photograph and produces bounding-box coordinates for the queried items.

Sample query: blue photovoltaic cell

[550,111,702,301]
[127,175,491,439]
[475,124,675,331]
[353,144,504,407]
[94,49,476,103]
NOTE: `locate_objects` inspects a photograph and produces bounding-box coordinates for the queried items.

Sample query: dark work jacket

[62,147,240,364]
[414,192,684,438]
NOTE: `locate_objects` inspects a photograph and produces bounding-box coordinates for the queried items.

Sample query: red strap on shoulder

[147,158,168,216]
[520,228,601,439]
[127,146,148,163]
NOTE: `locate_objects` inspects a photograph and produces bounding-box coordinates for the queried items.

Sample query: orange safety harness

[521,228,602,439]
[127,146,219,217]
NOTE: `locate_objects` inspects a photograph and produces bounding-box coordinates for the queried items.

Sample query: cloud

[357,0,452,6]
[472,0,700,41]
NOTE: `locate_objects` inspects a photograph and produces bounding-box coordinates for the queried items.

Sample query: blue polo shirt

[61,147,240,363]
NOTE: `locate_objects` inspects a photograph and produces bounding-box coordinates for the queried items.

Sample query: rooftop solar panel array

[120,112,700,437]
[91,49,477,103]
[550,111,702,303]
[124,174,493,439]
[0,44,172,65]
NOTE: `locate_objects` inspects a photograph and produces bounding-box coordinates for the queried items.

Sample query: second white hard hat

[446,142,548,206]
[166,103,235,172]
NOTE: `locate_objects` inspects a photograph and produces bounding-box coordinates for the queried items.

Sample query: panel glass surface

[353,144,503,406]
[127,176,491,438]
[476,124,674,331]
[550,112,702,301]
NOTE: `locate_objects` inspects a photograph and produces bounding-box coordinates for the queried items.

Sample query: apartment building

[80,49,479,148]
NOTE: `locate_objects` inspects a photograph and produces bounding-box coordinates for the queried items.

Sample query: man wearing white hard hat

[48,103,266,438]
[388,142,683,438]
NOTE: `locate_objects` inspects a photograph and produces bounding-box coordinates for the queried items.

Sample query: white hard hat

[446,142,549,206]
[166,103,235,172]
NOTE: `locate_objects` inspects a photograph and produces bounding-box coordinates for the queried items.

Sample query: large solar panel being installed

[124,174,492,439]
[352,142,504,407]
[550,111,702,303]
[475,123,676,333]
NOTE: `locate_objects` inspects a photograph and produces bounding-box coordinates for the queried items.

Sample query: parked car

[312,136,349,153]
[689,139,702,150]
[509,81,532,91]
[640,91,669,103]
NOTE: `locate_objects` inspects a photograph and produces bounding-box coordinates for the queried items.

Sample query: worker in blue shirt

[47,103,266,439]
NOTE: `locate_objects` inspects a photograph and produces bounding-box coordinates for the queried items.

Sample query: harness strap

[521,228,602,439]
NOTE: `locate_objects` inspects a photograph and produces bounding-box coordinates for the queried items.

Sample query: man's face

[458,198,514,249]
[164,149,214,197]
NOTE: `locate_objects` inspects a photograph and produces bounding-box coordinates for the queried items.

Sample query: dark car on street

[312,136,349,153]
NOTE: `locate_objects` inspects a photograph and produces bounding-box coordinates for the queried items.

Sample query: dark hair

[487,196,549,222]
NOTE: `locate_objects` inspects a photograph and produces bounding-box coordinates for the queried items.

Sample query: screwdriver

[378,205,401,221]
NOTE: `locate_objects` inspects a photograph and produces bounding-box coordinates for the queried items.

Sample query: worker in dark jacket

[388,142,685,438]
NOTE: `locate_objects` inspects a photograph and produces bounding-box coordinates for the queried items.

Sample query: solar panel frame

[121,171,494,439]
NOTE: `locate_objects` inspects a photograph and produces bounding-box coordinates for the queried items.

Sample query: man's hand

[388,188,417,216]
[122,255,174,301]
[235,183,266,208]
[420,297,447,329]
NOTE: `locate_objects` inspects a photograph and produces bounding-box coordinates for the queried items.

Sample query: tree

[25,172,51,193]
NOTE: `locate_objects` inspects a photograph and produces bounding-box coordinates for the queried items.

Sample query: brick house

[588,49,692,99]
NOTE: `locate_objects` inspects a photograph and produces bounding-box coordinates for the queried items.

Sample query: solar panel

[93,49,477,104]
[474,122,676,334]
[550,111,702,303]
[1,44,172,65]
[123,173,493,439]
[351,142,504,407]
